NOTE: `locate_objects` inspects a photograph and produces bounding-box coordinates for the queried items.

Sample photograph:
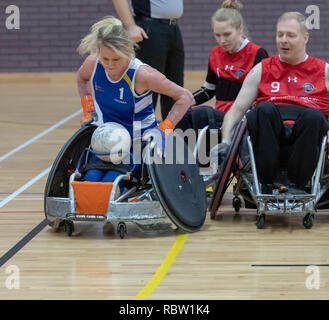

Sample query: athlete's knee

[84,169,105,182]
[176,108,193,131]
[256,101,278,117]
[301,107,325,122]
[191,106,212,129]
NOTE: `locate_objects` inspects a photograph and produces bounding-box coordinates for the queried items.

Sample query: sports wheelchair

[205,117,329,229]
[44,125,207,238]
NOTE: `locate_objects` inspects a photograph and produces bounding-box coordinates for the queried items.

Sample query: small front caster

[117,222,127,239]
[64,220,74,236]
[232,196,241,213]
[303,213,314,229]
[256,213,265,229]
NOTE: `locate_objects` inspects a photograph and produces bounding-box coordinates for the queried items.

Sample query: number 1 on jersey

[119,87,124,100]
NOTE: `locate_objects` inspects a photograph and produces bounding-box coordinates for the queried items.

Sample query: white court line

[0,109,82,163]
[0,167,51,208]
[0,111,81,208]
[0,198,43,201]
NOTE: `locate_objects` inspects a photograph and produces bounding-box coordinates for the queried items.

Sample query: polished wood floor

[0,72,329,300]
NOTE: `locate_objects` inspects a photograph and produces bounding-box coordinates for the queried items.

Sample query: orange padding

[71,181,114,214]
[158,118,175,134]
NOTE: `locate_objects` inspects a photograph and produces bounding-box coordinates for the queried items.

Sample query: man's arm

[221,63,262,141]
[112,0,148,43]
[325,63,329,93]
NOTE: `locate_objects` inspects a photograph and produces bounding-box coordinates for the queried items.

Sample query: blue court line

[0,219,48,268]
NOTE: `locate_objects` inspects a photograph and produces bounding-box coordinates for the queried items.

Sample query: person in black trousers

[112,0,184,120]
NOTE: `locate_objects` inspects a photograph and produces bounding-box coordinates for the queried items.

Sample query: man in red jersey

[214,12,329,191]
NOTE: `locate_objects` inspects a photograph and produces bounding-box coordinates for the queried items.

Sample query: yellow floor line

[133,234,188,300]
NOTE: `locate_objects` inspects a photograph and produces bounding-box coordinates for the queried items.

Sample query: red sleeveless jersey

[209,41,262,112]
[257,55,329,115]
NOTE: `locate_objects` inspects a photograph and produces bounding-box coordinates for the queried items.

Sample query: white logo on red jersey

[288,76,298,83]
[225,65,234,71]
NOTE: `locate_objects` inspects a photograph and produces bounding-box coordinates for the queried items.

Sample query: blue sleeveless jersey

[92,58,157,137]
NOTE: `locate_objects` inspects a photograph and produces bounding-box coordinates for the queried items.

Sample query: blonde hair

[212,0,244,30]
[78,16,135,59]
[277,12,308,34]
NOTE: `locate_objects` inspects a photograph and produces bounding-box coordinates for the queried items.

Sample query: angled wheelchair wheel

[209,120,247,219]
[44,124,97,226]
[146,134,207,233]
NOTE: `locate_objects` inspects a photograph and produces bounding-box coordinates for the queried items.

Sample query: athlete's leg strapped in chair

[246,101,329,187]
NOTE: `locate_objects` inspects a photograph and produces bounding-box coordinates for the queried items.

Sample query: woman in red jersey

[176,0,268,137]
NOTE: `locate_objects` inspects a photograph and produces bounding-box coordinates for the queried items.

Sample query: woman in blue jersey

[76,16,192,183]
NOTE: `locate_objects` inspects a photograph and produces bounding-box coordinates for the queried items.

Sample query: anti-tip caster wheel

[232,196,242,213]
[303,213,314,229]
[117,222,127,239]
[256,214,265,229]
[64,220,74,237]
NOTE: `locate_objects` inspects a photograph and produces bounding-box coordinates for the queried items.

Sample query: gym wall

[0,0,328,72]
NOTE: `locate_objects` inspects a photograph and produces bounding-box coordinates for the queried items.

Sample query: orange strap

[158,118,175,135]
[80,95,96,124]
[81,95,95,113]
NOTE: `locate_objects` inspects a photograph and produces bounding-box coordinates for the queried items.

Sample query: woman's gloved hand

[142,118,175,158]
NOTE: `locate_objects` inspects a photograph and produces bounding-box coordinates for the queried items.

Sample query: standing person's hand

[127,25,148,43]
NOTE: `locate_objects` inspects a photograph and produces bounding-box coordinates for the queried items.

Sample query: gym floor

[0,72,329,299]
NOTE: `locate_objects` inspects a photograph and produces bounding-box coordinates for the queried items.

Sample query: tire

[256,214,265,229]
[64,220,74,236]
[303,213,314,229]
[209,120,247,218]
[44,125,97,225]
[232,196,241,213]
[117,222,127,239]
